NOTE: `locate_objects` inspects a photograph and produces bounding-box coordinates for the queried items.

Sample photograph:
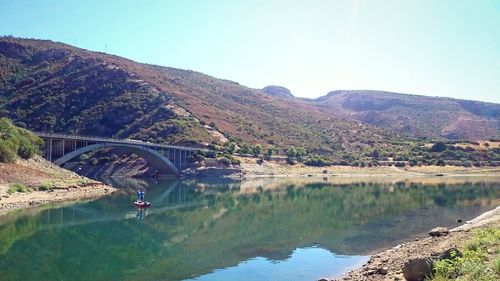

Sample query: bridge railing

[34,132,211,152]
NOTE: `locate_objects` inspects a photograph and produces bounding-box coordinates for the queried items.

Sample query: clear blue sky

[1,0,499,103]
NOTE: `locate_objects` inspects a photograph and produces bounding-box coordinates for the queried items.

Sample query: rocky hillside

[314,90,500,140]
[0,37,498,157]
[0,37,400,156]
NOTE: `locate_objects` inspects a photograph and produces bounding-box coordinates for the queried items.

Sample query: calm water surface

[0,177,498,281]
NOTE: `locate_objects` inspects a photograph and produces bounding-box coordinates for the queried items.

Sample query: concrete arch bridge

[34,132,210,174]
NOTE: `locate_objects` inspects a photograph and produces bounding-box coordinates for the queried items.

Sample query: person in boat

[139,190,145,202]
[136,189,143,202]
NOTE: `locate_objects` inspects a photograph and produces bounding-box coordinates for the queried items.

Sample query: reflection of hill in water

[0,178,498,281]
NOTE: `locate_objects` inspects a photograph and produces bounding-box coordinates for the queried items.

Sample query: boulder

[379,266,389,275]
[429,227,449,237]
[403,257,434,281]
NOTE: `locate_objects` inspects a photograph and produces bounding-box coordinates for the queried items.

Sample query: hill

[0,37,402,157]
[315,90,499,140]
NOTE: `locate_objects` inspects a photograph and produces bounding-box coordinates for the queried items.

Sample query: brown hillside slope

[0,37,399,155]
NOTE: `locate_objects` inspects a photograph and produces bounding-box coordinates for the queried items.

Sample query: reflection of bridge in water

[41,184,207,227]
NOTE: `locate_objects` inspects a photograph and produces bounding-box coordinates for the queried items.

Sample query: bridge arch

[53,143,179,173]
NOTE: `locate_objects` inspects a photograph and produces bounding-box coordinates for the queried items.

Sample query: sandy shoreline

[0,182,114,216]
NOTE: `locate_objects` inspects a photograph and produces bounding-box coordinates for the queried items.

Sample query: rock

[363,269,377,276]
[434,247,462,260]
[429,227,449,237]
[415,237,420,241]
[318,278,330,281]
[456,218,463,223]
[379,266,389,275]
[403,257,434,281]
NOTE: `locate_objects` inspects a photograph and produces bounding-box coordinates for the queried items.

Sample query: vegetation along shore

[0,118,113,215]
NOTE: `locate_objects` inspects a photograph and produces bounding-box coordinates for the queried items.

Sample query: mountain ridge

[0,37,499,158]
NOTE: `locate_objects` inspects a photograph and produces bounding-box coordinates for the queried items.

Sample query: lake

[0,177,498,281]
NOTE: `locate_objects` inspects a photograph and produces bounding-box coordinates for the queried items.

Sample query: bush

[394,161,406,167]
[90,158,99,166]
[304,155,329,167]
[194,154,206,162]
[287,147,297,158]
[0,118,43,163]
[0,142,17,163]
[437,159,446,166]
[253,144,263,156]
[39,182,52,191]
[431,141,447,152]
[230,158,241,165]
[18,138,37,159]
[8,183,28,194]
[217,157,231,166]
[79,153,90,161]
[432,228,499,281]
[286,157,296,165]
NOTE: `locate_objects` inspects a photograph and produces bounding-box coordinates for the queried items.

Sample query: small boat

[134,201,151,208]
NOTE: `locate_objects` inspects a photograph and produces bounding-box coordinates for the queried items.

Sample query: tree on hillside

[431,142,446,152]
[253,144,263,156]
[287,146,297,158]
[227,142,237,155]
[0,118,43,163]
[266,146,275,157]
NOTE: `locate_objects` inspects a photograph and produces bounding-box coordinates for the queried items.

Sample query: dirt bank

[334,206,500,281]
[0,156,114,215]
[237,156,500,179]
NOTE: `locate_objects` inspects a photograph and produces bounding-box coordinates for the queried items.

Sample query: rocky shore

[329,206,500,281]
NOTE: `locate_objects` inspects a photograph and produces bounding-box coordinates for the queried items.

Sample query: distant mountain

[0,37,498,158]
[314,90,499,140]
[262,85,294,98]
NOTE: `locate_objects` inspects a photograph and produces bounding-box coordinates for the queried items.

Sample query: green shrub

[230,158,241,165]
[0,118,43,163]
[431,228,499,281]
[0,142,17,162]
[8,183,28,194]
[39,182,52,191]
